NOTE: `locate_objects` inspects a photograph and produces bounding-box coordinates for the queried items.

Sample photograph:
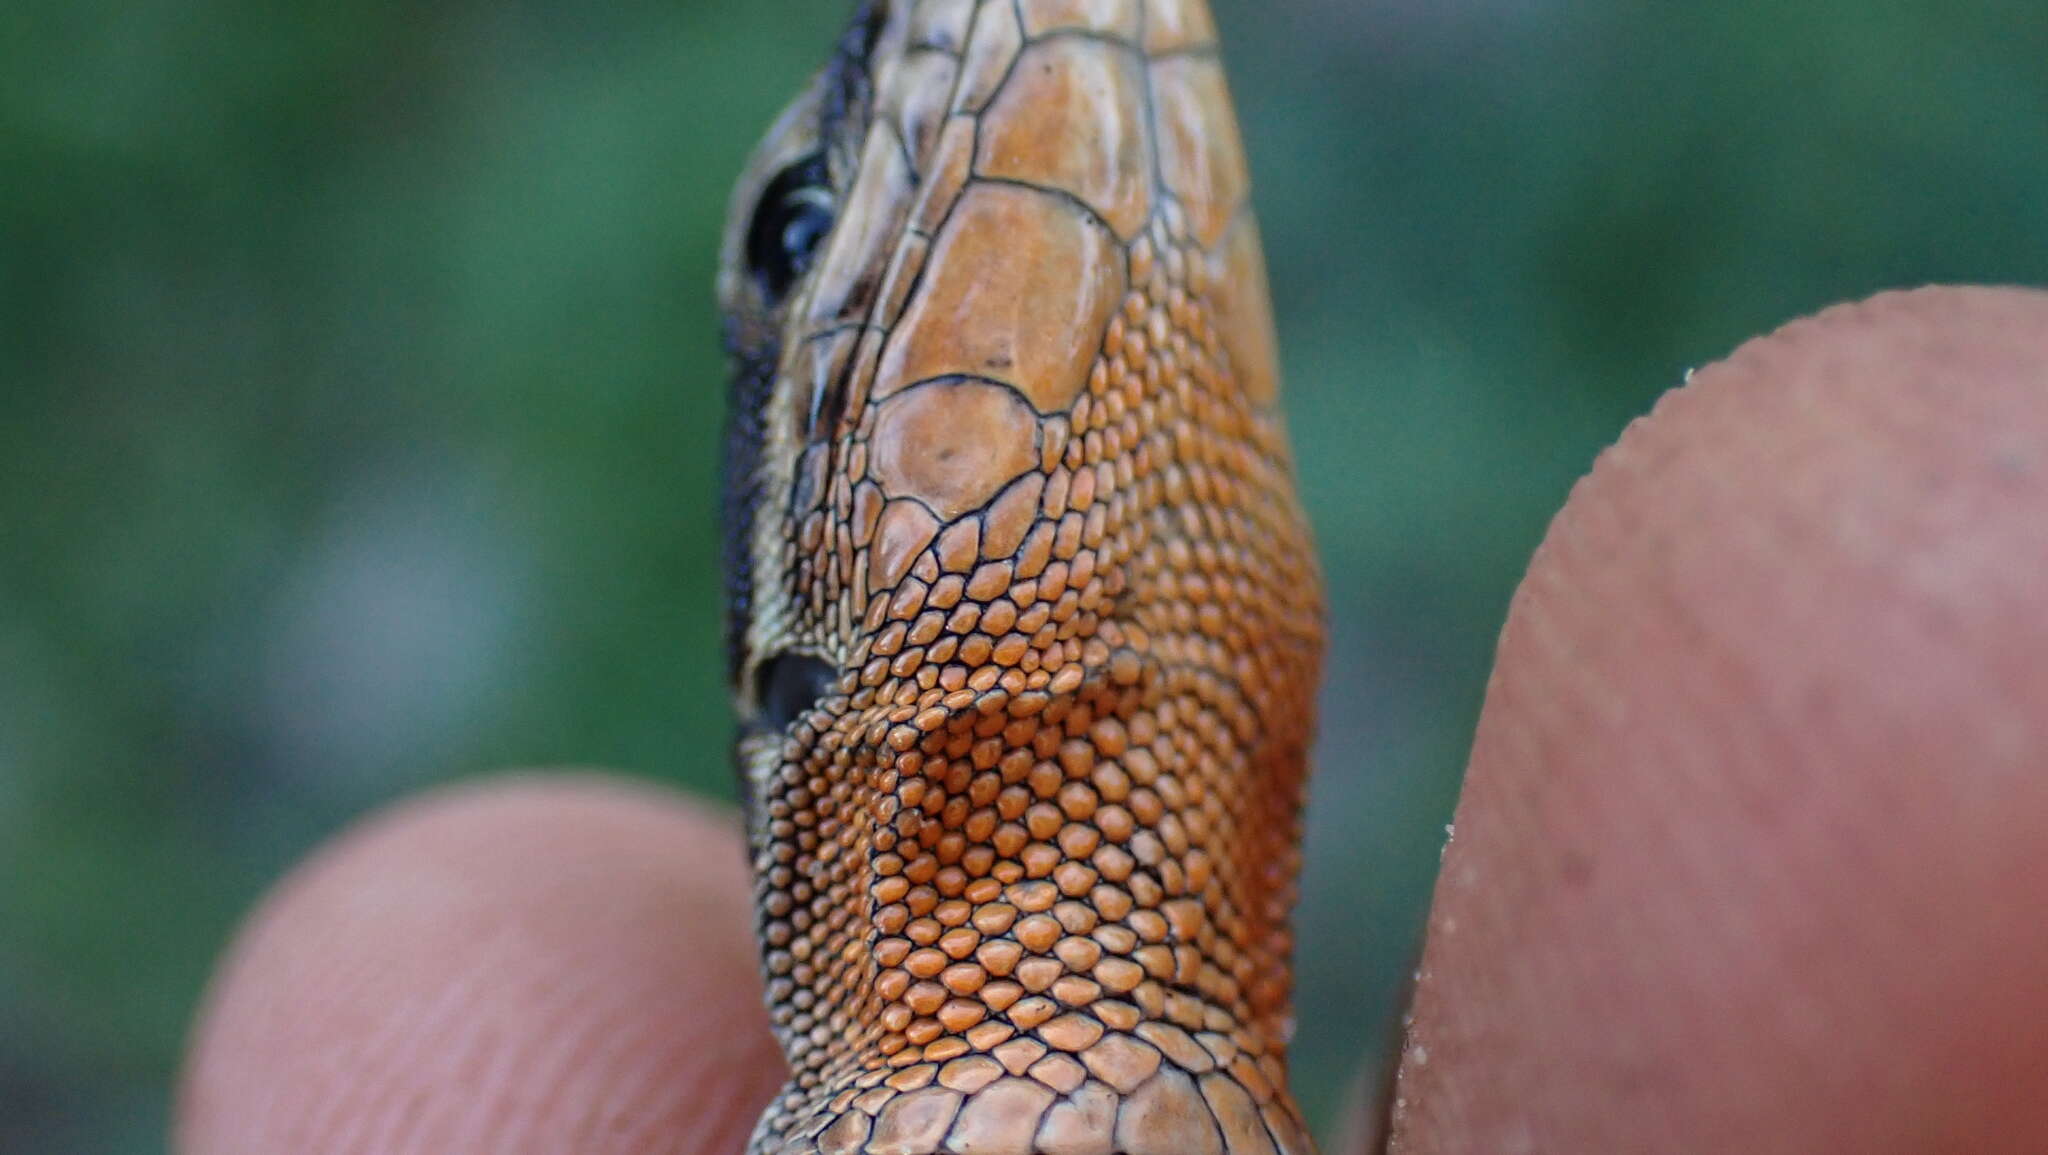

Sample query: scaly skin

[717,3,1323,1151]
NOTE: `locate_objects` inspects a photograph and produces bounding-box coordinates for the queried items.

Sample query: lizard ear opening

[750,651,841,733]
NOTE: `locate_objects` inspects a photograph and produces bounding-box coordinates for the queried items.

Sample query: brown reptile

[716,2,1324,1151]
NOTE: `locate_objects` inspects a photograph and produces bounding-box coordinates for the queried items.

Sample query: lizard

[716,2,1324,1150]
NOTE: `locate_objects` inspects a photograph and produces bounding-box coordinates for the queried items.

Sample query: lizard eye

[751,652,840,733]
[745,154,835,304]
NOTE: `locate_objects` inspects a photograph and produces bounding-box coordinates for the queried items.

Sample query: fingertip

[1392,287,2048,1152]
[178,772,784,1154]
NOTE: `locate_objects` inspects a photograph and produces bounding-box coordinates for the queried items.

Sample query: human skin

[177,286,2048,1153]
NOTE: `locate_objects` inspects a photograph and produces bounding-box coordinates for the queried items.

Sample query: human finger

[1387,287,2048,1153]
[177,772,784,1154]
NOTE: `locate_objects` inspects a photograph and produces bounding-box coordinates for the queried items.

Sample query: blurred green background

[5,0,2047,1148]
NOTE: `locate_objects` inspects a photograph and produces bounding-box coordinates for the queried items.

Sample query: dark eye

[751,652,839,732]
[745,154,835,303]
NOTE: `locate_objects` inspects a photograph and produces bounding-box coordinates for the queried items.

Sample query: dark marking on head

[819,1,890,164]
[720,313,779,682]
[718,3,892,686]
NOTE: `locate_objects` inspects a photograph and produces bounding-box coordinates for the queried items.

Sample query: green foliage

[3,0,2044,1146]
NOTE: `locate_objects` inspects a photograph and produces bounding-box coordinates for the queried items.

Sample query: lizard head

[717,3,1324,1151]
